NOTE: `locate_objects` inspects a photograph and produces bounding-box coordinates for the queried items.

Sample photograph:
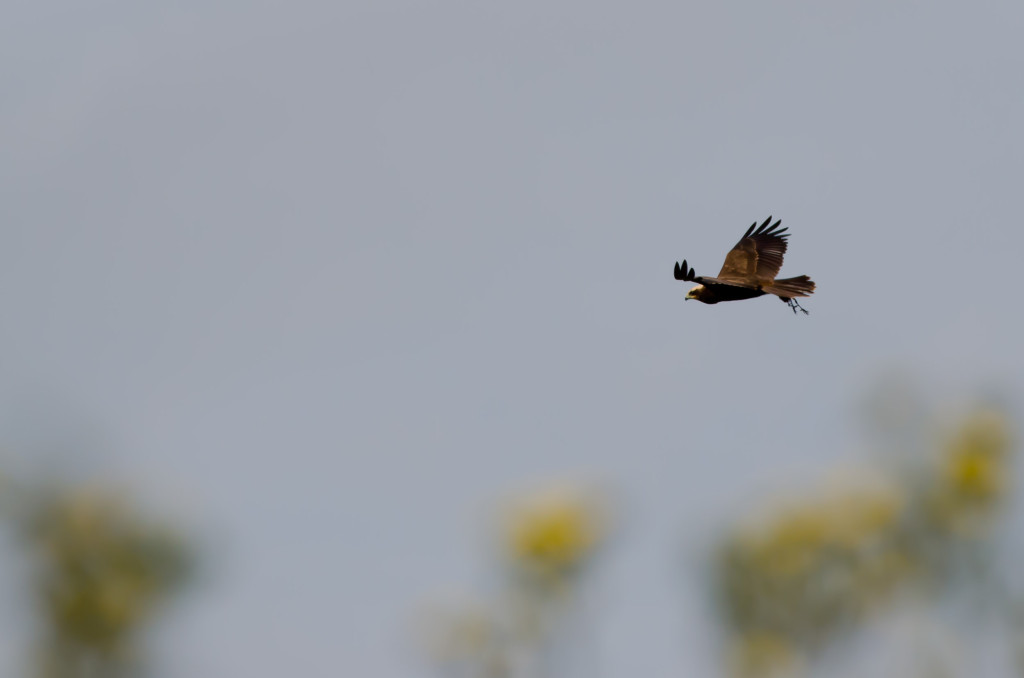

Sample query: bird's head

[685,284,704,301]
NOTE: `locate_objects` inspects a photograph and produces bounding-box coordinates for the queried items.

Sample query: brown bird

[674,216,815,314]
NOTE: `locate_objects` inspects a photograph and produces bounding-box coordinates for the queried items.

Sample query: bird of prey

[674,216,815,314]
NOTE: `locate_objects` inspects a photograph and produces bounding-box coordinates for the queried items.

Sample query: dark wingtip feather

[756,217,789,241]
[751,216,773,236]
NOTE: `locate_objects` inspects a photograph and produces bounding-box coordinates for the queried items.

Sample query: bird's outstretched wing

[716,216,789,284]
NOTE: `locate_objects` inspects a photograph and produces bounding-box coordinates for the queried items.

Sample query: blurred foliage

[2,479,192,678]
[421,397,1021,678]
[423,481,608,678]
[714,407,1016,677]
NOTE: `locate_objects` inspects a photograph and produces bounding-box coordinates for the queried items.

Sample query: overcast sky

[2,2,1024,676]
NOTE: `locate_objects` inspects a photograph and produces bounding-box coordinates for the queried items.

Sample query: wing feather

[674,260,697,281]
[716,216,790,283]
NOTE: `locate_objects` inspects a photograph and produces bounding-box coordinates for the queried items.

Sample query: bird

[674,216,815,314]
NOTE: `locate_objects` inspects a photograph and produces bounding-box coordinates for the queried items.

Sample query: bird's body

[684,282,765,304]
[674,217,815,314]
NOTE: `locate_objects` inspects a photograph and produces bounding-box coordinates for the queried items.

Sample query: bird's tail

[764,275,815,298]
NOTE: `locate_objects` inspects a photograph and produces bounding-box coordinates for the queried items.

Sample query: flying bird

[674,216,815,314]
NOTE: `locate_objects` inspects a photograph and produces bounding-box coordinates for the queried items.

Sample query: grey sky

[2,1,1024,676]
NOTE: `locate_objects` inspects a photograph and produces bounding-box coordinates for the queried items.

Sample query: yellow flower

[825,483,904,549]
[927,409,1014,533]
[747,509,828,578]
[731,475,905,579]
[943,409,1012,501]
[945,449,1002,499]
[502,482,607,577]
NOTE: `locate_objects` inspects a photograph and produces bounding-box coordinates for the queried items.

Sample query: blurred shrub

[5,481,192,678]
[421,400,1020,678]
